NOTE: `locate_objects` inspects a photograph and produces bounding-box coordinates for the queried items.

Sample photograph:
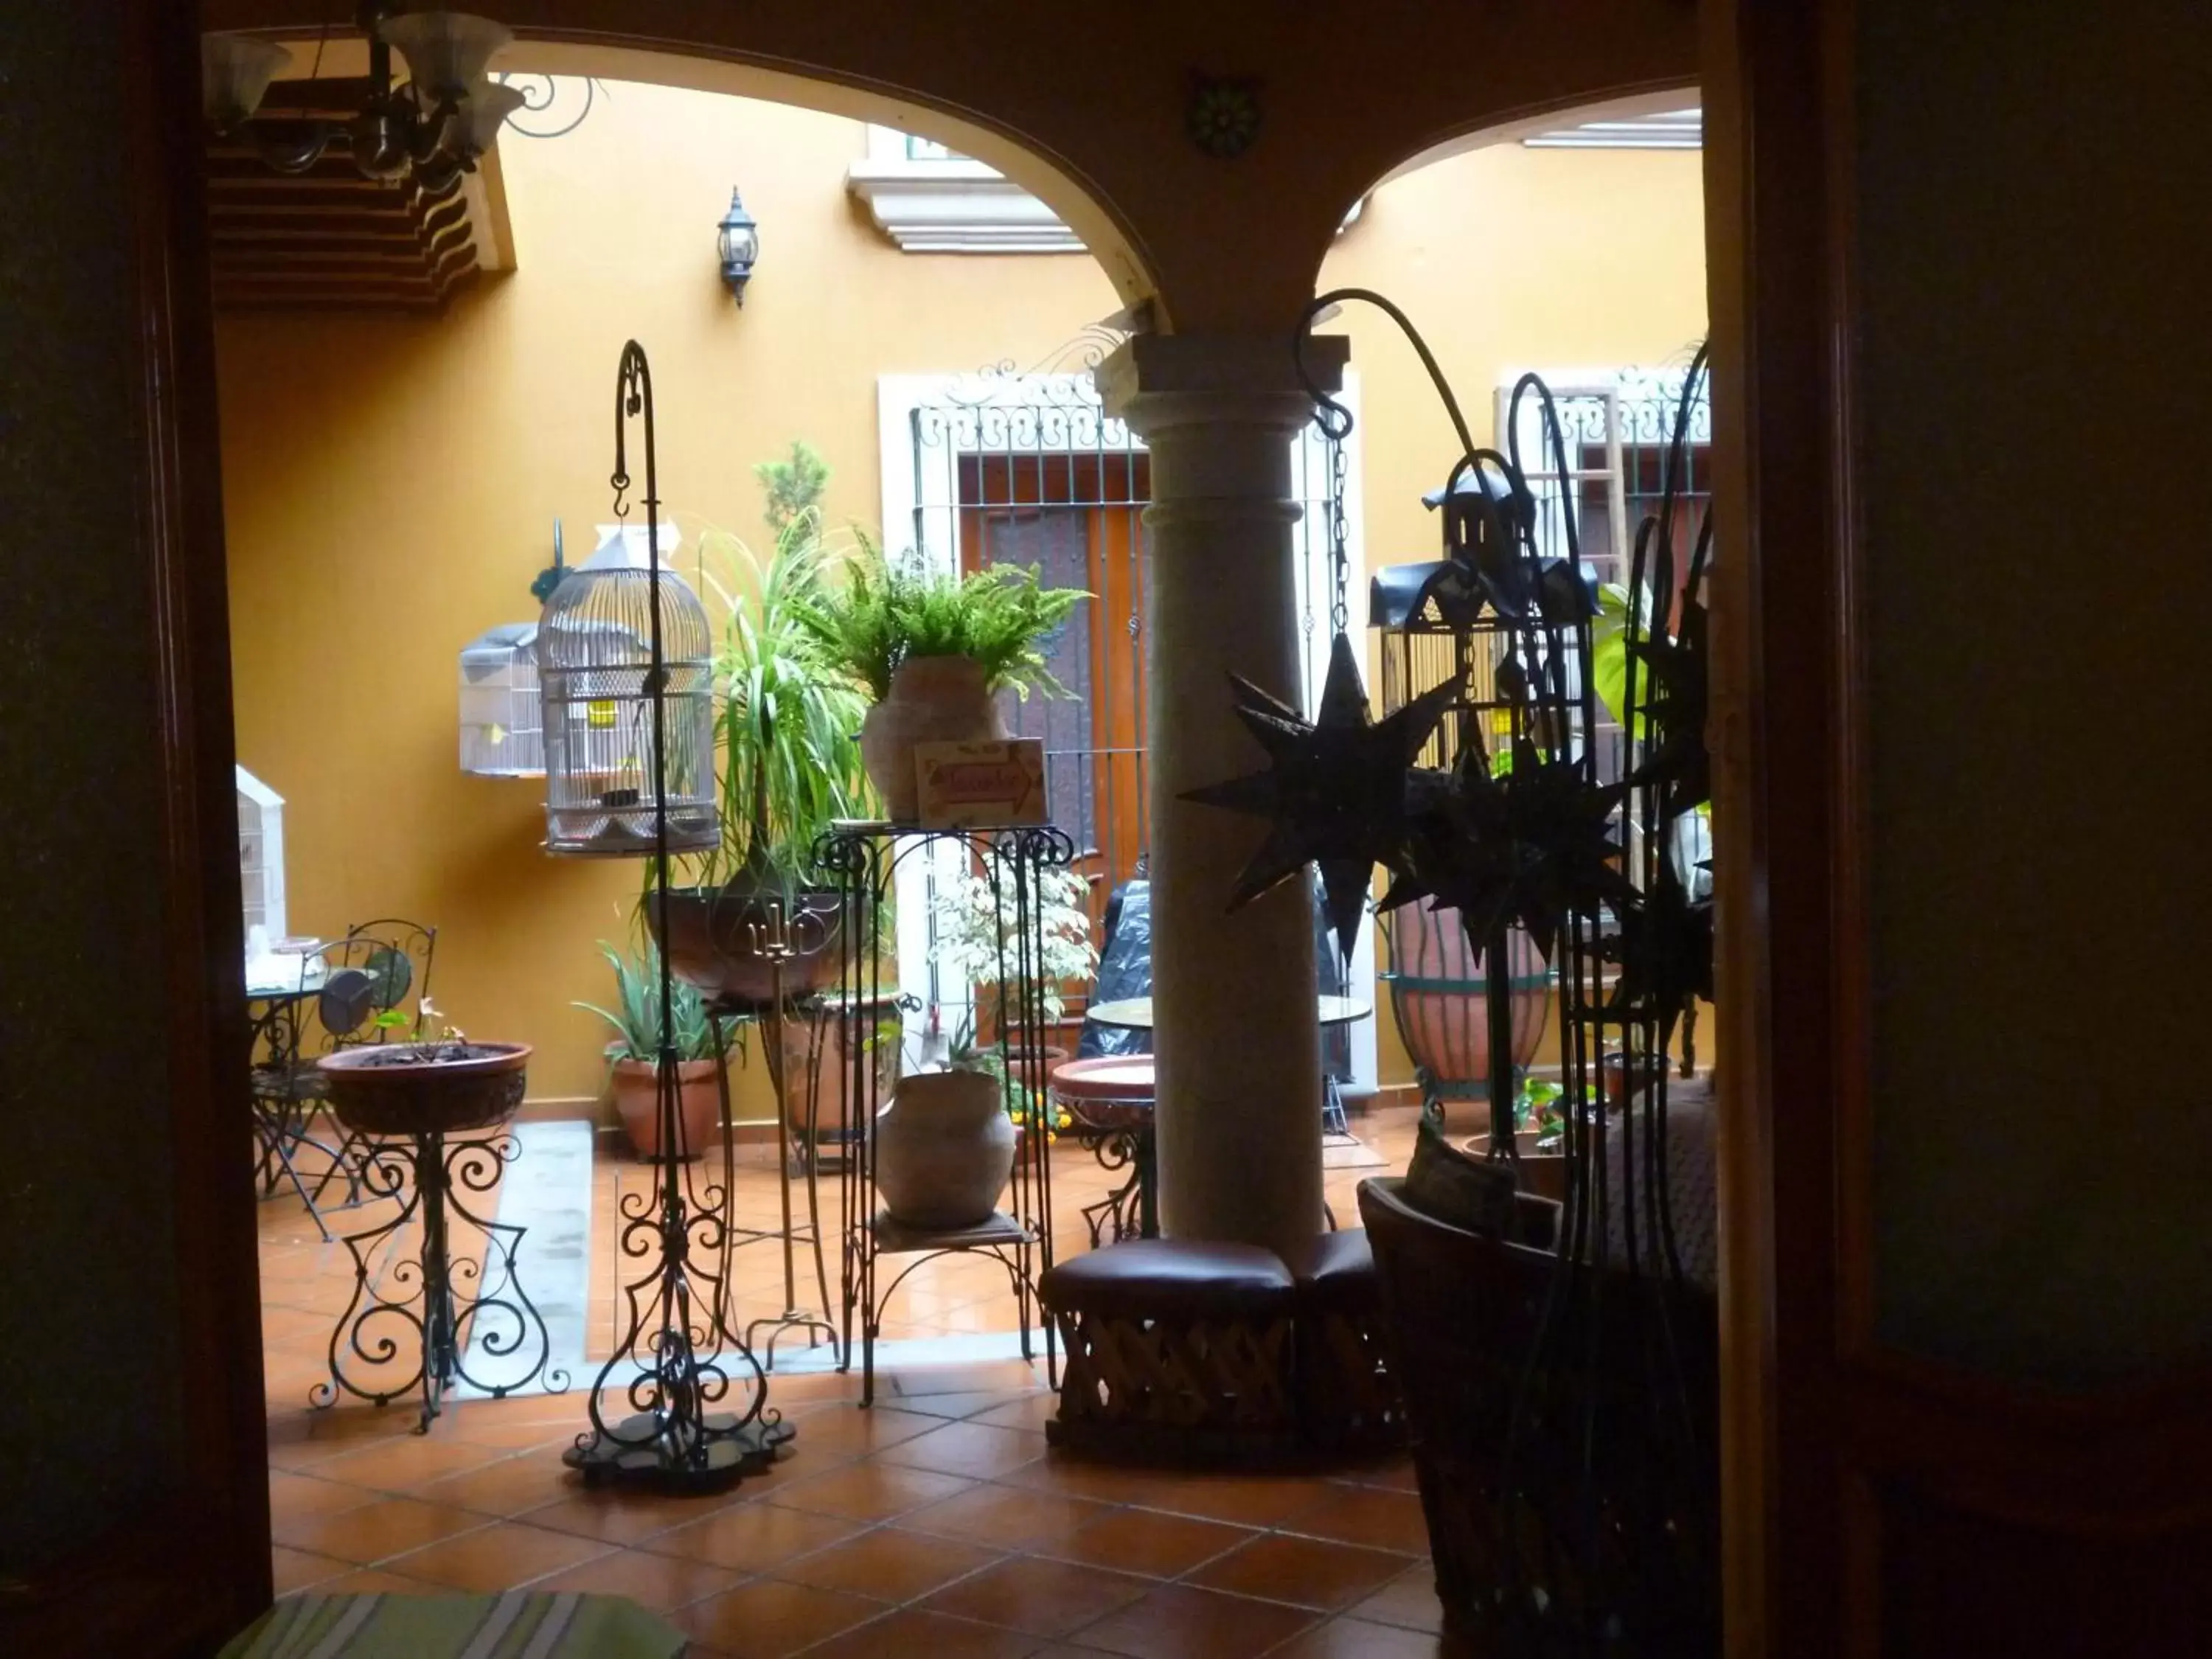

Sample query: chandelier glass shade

[201,7,517,195]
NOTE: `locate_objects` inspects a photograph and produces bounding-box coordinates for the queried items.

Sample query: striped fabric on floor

[220,1591,685,1659]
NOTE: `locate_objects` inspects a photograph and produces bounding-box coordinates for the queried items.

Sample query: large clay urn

[873,1068,1015,1230]
[859,655,1009,823]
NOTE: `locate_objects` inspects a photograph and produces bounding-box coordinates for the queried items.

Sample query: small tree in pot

[796,547,1085,822]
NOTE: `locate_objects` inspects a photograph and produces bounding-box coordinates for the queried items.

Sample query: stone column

[1096,333,1349,1256]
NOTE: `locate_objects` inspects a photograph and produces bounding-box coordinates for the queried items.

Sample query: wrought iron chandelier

[201,4,524,196]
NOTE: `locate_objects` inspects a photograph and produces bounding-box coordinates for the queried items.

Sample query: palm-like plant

[679,445,876,893]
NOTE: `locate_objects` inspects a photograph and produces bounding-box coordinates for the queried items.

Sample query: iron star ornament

[1381,729,1634,962]
[1627,591,1711,815]
[1182,631,1460,962]
[1602,855,1715,1044]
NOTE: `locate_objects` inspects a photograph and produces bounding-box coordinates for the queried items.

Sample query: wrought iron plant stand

[815,822,1075,1405]
[557,342,792,1492]
[313,1120,566,1433]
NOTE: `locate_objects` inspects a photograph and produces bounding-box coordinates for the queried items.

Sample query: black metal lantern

[717,187,759,304]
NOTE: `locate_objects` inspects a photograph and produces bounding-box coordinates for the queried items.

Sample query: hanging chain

[1326,425,1351,635]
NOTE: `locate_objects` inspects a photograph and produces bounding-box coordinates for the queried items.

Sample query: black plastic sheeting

[1077,874,1354,1081]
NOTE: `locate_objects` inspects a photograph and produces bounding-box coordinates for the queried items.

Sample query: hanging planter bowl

[319,1041,531,1138]
[858,655,1009,823]
[647,880,844,1006]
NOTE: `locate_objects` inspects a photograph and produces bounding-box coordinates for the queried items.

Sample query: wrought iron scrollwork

[311,1131,567,1432]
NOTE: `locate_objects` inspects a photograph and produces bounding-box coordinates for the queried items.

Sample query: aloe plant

[573,941,723,1064]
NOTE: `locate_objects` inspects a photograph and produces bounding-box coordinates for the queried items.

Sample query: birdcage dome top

[535,563,714,672]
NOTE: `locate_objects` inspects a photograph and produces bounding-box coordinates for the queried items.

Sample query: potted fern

[796,547,1084,822]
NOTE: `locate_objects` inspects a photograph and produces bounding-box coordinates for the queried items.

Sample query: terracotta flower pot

[319,1041,530,1138]
[611,1057,724,1161]
[859,655,1009,823]
[874,1068,1015,1230]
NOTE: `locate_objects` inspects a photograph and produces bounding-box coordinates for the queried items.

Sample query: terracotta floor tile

[519,1486,748,1546]
[1001,1455,1194,1506]
[1281,1485,1432,1555]
[765,1460,975,1521]
[1333,1455,1421,1494]
[800,1607,1045,1659]
[1133,1473,1340,1528]
[1066,1583,1318,1659]
[414,1450,580,1517]
[1346,1563,1446,1635]
[782,1405,942,1459]
[677,1577,889,1659]
[306,1568,446,1596]
[968,1393,1059,1433]
[888,1360,1046,1397]
[645,1500,865,1572]
[1264,1615,1458,1658]
[898,1484,1117,1551]
[1041,1506,1255,1579]
[380,1520,612,1591]
[890,1388,1048,1421]
[308,1430,518,1492]
[271,1545,351,1594]
[919,1556,1152,1639]
[878,1421,1048,1481]
[774,1526,1005,1603]
[526,1545,748,1612]
[268,1471,379,1527]
[1188,1532,1412,1613]
[273,1495,488,1563]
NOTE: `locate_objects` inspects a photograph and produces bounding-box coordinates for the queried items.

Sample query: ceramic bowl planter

[874,1068,1015,1230]
[611,1057,723,1161]
[648,883,844,1004]
[319,1041,531,1138]
[859,655,1010,822]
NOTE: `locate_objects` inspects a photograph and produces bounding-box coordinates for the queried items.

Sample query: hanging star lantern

[1382,729,1634,962]
[1182,631,1460,961]
[1602,856,1714,1043]
[1627,591,1711,816]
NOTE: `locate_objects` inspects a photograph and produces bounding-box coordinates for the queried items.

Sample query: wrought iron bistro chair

[248,921,437,1239]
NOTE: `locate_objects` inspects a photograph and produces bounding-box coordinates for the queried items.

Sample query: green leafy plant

[796,546,1086,703]
[681,451,877,893]
[573,941,723,1065]
[930,864,1098,1030]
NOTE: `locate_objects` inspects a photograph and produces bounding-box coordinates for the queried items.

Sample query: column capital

[1097,332,1349,435]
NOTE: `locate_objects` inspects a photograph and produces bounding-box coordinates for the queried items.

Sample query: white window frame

[874,369,1377,1091]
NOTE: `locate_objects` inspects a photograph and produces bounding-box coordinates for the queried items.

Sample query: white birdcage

[535,525,720,858]
[459,622,545,776]
[236,765,288,941]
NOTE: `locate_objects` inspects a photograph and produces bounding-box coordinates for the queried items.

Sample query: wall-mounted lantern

[717,187,759,304]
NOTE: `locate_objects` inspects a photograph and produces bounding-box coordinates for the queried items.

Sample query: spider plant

[675,445,876,896]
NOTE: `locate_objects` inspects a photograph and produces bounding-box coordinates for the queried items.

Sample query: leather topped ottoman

[1040,1239,1300,1464]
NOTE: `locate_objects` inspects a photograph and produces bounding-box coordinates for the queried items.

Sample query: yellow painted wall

[217,80,1704,1108]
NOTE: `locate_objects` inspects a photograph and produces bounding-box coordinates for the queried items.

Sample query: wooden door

[1705,3,2212,1653]
[0,3,271,1654]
